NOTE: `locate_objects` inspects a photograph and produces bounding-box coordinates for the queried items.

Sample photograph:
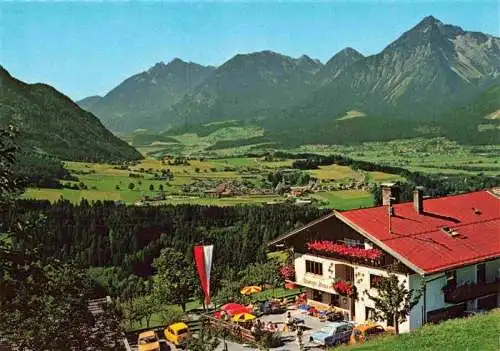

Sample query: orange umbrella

[240,286,262,295]
[232,313,256,323]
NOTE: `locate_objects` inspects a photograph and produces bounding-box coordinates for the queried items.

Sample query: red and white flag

[193,245,214,305]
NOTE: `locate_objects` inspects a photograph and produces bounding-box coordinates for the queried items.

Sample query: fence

[203,314,257,343]
[123,290,305,348]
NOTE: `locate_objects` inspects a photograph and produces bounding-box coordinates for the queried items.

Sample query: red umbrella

[221,303,245,311]
[220,303,251,315]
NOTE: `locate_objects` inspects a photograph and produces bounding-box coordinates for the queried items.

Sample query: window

[312,289,322,301]
[331,294,340,307]
[342,238,363,247]
[365,307,376,321]
[370,274,384,288]
[445,270,457,286]
[386,313,394,327]
[477,263,486,284]
[337,325,351,334]
[306,260,323,275]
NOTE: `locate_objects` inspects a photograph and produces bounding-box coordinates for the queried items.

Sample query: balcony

[443,279,500,304]
[306,240,385,267]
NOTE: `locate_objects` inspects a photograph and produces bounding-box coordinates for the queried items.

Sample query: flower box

[332,280,354,296]
[307,240,382,260]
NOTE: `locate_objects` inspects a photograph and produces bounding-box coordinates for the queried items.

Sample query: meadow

[21,155,398,210]
[26,131,494,210]
[338,309,500,351]
[294,138,500,176]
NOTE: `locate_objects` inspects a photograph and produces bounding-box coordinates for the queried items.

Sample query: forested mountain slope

[0,66,142,162]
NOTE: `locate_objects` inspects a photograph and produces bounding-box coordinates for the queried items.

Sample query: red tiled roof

[337,190,500,274]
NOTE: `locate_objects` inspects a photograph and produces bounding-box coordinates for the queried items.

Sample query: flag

[193,245,213,305]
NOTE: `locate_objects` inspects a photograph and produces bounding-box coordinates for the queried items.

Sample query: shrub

[259,332,282,348]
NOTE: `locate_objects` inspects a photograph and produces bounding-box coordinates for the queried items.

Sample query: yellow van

[164,322,190,347]
[350,323,393,344]
[137,330,160,351]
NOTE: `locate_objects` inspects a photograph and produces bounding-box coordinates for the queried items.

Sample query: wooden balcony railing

[443,279,500,304]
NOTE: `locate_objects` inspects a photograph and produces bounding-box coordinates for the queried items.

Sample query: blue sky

[1,1,498,100]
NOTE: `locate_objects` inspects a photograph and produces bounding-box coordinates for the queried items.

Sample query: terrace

[443,279,500,304]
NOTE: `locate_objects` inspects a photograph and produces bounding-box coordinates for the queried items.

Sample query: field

[22,155,401,209]
[25,133,497,209]
[311,189,374,210]
[295,138,500,176]
[339,309,500,351]
[131,123,499,177]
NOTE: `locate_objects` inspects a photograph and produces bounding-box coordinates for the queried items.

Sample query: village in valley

[1,2,499,351]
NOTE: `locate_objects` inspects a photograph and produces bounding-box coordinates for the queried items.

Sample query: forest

[12,150,77,188]
[1,199,326,291]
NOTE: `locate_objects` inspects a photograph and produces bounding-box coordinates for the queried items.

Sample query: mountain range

[0,66,142,162]
[287,16,500,124]
[78,16,499,146]
[86,59,215,132]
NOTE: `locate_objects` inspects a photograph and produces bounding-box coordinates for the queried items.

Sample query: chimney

[381,183,399,205]
[413,186,424,214]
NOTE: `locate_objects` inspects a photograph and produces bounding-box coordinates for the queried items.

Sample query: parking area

[215,307,329,350]
[127,307,344,350]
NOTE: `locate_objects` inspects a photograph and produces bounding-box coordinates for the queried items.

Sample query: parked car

[255,301,286,315]
[350,323,393,344]
[164,322,190,348]
[318,310,344,322]
[138,330,160,351]
[310,322,353,347]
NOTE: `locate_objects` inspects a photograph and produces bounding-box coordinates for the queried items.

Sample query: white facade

[409,258,500,321]
[294,253,412,333]
[295,254,500,334]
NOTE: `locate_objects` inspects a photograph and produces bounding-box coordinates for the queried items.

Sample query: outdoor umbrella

[220,303,251,315]
[221,303,246,311]
[231,313,256,323]
[240,286,262,295]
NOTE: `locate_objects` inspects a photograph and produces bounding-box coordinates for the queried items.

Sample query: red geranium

[279,265,295,280]
[333,280,354,296]
[307,240,382,260]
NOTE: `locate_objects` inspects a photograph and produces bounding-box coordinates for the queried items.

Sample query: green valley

[23,155,396,209]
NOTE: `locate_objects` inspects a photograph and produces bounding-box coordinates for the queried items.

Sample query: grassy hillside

[440,84,500,144]
[0,66,142,162]
[338,310,500,351]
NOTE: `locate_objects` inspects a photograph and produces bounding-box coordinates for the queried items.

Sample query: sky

[1,1,499,101]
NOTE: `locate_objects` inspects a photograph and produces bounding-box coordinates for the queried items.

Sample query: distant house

[290,189,304,197]
[269,186,500,333]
